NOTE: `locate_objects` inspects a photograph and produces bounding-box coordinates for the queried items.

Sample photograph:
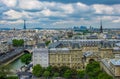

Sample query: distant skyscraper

[23,20,26,29]
[100,20,103,33]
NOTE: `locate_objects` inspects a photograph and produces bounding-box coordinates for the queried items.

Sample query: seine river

[7,53,26,73]
[8,57,25,71]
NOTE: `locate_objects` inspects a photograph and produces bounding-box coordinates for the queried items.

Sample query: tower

[23,20,26,30]
[100,20,103,33]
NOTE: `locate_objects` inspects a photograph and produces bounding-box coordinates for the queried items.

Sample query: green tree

[98,72,113,79]
[0,65,10,79]
[77,70,85,79]
[59,66,70,77]
[32,64,43,77]
[12,39,24,47]
[63,69,72,79]
[21,54,32,64]
[53,72,59,77]
[52,66,59,74]
[7,76,18,79]
[71,68,77,78]
[46,66,52,72]
[43,71,50,79]
[86,61,100,73]
[45,41,51,46]
[86,61,113,79]
[46,66,54,76]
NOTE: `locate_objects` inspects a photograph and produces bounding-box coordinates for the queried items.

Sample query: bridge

[0,47,33,65]
[23,48,33,54]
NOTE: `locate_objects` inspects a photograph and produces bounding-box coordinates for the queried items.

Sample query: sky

[0,0,120,29]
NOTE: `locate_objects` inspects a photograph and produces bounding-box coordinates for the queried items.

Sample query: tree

[85,61,113,79]
[70,68,77,78]
[12,39,24,47]
[53,72,59,77]
[52,66,59,74]
[32,64,43,77]
[46,66,52,72]
[98,72,113,79]
[59,66,70,77]
[77,70,85,79]
[63,69,72,79]
[0,65,10,79]
[45,41,51,46]
[7,76,18,79]
[21,53,32,64]
[43,71,50,79]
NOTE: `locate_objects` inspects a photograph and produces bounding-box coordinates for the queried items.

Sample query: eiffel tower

[100,20,103,33]
[23,20,26,30]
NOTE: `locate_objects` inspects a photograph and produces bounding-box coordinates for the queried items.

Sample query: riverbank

[2,53,24,66]
[0,48,24,65]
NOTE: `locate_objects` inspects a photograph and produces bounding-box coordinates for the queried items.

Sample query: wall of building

[100,61,114,77]
[33,48,49,67]
[49,49,83,69]
[99,48,113,58]
[115,67,120,76]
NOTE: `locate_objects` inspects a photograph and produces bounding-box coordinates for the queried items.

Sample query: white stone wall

[33,48,49,67]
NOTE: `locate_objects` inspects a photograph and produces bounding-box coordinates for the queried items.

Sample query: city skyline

[0,0,120,29]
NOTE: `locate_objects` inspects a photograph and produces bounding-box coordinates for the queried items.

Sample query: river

[6,52,27,74]
[8,57,25,71]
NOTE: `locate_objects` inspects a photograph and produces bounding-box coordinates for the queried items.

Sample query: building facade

[33,39,120,78]
[33,48,49,67]
[101,58,120,79]
[49,48,83,69]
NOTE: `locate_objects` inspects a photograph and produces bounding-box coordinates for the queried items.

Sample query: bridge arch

[23,49,32,54]
[89,59,95,63]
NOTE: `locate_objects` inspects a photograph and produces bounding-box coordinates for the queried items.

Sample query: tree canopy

[6,76,18,79]
[45,40,51,46]
[32,64,43,77]
[53,72,59,77]
[32,62,113,79]
[43,71,50,79]
[0,65,10,79]
[21,53,32,64]
[77,70,85,79]
[12,39,24,47]
[63,69,72,79]
[86,61,113,79]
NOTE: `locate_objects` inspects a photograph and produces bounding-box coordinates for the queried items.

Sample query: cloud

[3,9,22,19]
[113,19,120,23]
[92,4,114,15]
[39,0,120,5]
[0,0,120,28]
[1,0,17,7]
[18,0,43,11]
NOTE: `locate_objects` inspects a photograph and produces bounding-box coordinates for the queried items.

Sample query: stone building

[33,48,49,67]
[101,58,120,79]
[49,48,82,69]
[33,39,120,78]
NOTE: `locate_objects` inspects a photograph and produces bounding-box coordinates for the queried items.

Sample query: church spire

[100,19,103,33]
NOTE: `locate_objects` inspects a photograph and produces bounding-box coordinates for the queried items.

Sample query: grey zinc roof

[110,59,120,66]
[116,43,120,47]
[48,42,62,48]
[83,51,93,57]
[49,48,70,53]
[113,47,120,51]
